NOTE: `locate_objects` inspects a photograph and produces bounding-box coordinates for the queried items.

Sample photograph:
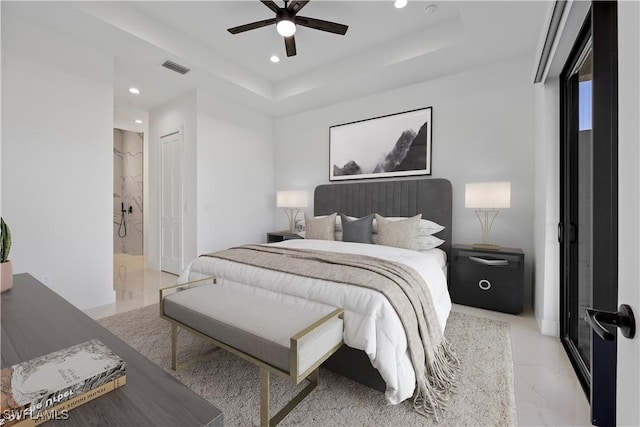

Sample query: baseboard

[538,318,559,337]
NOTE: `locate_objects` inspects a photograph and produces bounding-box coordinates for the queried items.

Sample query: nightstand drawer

[450,245,524,314]
[453,258,522,290]
[449,278,522,314]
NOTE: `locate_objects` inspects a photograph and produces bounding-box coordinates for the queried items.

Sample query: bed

[178,178,453,407]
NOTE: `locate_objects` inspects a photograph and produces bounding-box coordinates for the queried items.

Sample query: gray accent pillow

[375,213,421,250]
[304,213,336,240]
[341,214,374,244]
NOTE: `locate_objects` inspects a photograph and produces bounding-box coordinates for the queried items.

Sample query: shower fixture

[118,202,132,238]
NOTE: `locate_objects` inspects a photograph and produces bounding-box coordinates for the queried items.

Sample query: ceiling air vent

[161,59,191,75]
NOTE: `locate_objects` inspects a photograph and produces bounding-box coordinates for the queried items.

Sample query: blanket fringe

[412,339,460,422]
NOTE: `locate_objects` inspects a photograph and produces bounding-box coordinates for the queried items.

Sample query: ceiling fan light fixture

[227,1,348,57]
[276,19,296,37]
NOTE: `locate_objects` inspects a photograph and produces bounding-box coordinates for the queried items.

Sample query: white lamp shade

[465,182,511,209]
[277,191,308,208]
[276,20,296,37]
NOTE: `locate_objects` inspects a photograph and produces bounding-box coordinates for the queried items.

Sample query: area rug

[98,305,517,426]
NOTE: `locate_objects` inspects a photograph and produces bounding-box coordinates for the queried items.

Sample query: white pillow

[417,235,445,250]
[371,233,444,250]
[372,216,444,236]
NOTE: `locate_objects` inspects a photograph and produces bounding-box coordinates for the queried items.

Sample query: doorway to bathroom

[114,128,144,255]
[113,128,145,304]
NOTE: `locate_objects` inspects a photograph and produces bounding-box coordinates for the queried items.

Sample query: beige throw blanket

[204,245,459,419]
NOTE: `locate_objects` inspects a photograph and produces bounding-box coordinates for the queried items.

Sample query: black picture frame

[329,107,432,181]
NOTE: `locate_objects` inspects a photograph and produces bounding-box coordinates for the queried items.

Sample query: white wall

[148,90,275,270]
[616,1,640,423]
[1,15,115,309]
[196,92,275,253]
[532,78,560,336]
[274,55,536,305]
[148,92,198,271]
[530,0,591,339]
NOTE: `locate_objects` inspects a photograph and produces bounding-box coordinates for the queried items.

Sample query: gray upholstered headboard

[314,178,453,258]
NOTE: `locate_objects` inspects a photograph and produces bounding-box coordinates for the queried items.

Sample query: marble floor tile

[84,254,177,319]
[452,304,591,426]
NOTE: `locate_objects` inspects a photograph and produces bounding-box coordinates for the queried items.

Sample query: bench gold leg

[260,368,319,427]
[260,368,270,427]
[171,323,178,371]
[170,323,219,372]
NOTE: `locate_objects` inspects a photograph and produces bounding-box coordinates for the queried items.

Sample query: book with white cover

[1,339,125,426]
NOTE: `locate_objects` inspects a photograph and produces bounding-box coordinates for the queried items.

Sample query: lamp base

[472,243,501,251]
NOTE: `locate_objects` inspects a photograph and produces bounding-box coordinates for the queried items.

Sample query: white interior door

[616,1,639,424]
[160,131,183,275]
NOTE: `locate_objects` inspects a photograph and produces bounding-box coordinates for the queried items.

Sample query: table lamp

[276,190,308,232]
[465,182,511,250]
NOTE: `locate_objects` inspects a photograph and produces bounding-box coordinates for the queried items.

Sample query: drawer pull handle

[469,256,509,266]
[478,279,491,291]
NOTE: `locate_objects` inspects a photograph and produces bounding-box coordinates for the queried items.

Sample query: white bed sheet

[178,239,452,405]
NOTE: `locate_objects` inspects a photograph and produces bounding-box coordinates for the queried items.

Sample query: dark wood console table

[1,273,223,426]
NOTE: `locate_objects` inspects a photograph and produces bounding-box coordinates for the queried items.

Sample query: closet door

[160,130,183,275]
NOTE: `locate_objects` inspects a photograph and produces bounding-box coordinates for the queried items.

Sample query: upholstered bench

[160,277,344,427]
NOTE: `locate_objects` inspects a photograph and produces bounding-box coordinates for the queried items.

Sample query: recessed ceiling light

[394,0,408,9]
[134,119,143,124]
[129,87,140,94]
[270,55,280,63]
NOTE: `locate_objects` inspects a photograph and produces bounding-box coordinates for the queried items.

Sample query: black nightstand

[450,244,524,314]
[266,231,303,243]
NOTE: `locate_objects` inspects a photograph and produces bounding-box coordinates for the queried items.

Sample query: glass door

[561,28,593,388]
[560,3,618,425]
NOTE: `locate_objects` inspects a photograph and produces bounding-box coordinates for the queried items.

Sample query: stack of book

[1,339,126,426]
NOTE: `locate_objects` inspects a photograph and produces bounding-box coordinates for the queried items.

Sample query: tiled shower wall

[114,129,143,255]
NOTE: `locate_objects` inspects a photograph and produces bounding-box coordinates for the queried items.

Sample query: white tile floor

[84,254,177,319]
[86,256,592,426]
[453,304,591,426]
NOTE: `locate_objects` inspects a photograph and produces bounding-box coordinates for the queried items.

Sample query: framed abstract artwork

[329,107,432,181]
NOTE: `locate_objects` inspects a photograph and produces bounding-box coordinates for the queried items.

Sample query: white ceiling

[2,1,549,128]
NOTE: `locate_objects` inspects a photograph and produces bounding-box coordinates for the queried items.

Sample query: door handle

[585,304,636,340]
[558,223,563,243]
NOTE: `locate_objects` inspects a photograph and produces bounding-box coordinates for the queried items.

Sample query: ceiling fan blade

[287,1,310,13]
[295,16,348,35]
[284,36,297,57]
[228,18,277,34]
[261,0,281,14]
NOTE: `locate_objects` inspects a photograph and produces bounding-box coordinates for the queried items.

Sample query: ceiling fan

[227,0,349,57]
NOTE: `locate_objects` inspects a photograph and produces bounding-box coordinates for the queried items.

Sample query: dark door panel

[559,2,618,426]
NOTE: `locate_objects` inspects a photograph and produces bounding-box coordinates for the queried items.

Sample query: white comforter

[178,239,452,405]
